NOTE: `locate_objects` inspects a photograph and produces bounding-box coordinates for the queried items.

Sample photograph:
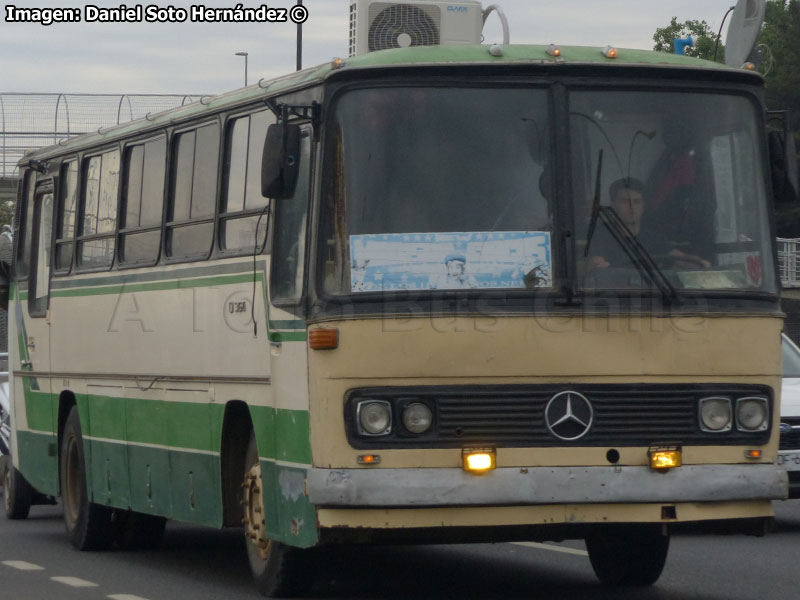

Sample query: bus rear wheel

[60,407,114,550]
[585,525,669,586]
[3,462,33,520]
[242,431,311,598]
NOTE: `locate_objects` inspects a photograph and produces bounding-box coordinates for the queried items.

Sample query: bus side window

[78,149,120,269]
[271,129,311,305]
[15,170,36,279]
[120,137,166,265]
[54,160,78,273]
[220,109,275,253]
[29,185,54,317]
[166,123,219,260]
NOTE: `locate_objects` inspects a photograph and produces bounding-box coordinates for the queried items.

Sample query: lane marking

[512,541,589,556]
[109,595,152,600]
[2,560,45,571]
[51,576,99,587]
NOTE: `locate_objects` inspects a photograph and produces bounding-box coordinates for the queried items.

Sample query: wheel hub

[242,462,270,560]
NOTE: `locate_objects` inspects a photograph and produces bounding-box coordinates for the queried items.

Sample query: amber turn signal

[462,448,496,474]
[309,328,339,350]
[648,445,682,470]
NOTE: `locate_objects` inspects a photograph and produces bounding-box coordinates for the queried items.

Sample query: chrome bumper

[307,464,788,507]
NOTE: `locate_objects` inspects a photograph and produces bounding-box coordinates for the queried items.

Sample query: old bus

[2,30,790,599]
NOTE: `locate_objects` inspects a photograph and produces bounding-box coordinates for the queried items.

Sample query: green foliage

[653,17,725,62]
[761,1,800,134]
[654,3,800,235]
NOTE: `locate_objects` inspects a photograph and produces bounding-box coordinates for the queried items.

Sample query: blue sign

[350,231,552,292]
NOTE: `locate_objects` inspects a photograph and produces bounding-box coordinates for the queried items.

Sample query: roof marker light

[602,45,618,59]
[489,44,504,57]
[546,44,561,57]
[332,57,346,69]
[742,62,756,70]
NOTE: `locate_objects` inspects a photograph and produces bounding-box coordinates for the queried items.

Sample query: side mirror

[261,123,301,200]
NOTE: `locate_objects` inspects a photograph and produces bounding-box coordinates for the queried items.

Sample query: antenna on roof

[724,0,766,67]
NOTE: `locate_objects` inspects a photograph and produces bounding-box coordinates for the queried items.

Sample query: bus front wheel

[585,525,669,586]
[242,431,311,598]
[60,407,114,550]
[3,462,33,520]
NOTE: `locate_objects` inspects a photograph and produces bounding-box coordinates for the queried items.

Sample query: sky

[0,1,745,95]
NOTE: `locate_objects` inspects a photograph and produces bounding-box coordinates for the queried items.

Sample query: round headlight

[402,403,433,434]
[737,397,768,432]
[358,401,392,436]
[699,397,732,432]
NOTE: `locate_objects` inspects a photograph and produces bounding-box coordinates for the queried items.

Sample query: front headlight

[357,400,392,436]
[402,402,433,434]
[736,397,769,432]
[699,397,732,432]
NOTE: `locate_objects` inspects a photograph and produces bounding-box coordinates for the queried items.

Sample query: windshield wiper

[583,148,676,304]
[597,206,678,305]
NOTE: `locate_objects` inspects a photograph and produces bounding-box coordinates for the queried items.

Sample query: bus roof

[20,44,759,164]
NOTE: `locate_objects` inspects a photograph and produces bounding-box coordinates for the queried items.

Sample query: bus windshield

[323,86,554,294]
[323,85,776,297]
[572,89,776,295]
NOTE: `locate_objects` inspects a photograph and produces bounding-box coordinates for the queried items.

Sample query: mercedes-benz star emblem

[545,391,594,441]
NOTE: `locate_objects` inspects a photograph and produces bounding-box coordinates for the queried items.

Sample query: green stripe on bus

[23,379,54,431]
[50,260,267,290]
[21,386,312,465]
[51,273,255,298]
[17,430,59,496]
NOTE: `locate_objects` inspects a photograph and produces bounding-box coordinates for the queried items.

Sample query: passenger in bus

[587,177,711,270]
[644,115,716,260]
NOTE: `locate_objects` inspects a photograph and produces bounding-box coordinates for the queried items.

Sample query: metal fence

[778,238,800,288]
[0,93,205,177]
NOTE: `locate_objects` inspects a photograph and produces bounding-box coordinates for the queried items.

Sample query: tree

[653,17,724,62]
[760,1,800,133]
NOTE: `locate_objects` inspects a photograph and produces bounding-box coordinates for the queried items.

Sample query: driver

[588,177,711,270]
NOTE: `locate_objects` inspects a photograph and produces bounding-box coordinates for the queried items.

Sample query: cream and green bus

[2,42,791,596]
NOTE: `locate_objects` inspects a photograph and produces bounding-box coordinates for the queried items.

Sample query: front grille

[346,384,772,449]
[780,416,800,450]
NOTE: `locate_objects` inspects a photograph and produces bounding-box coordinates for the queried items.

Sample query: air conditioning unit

[349,0,484,57]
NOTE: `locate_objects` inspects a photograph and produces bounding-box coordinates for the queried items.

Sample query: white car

[779,333,800,498]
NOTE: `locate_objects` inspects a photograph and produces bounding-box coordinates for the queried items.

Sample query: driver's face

[611,189,645,235]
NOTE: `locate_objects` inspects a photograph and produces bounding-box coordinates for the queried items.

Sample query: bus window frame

[75,144,122,273]
[562,78,779,301]
[217,106,276,259]
[312,76,780,316]
[14,168,37,281]
[269,124,314,309]
[117,134,168,269]
[28,178,57,318]
[53,157,80,275]
[313,78,562,307]
[163,118,221,265]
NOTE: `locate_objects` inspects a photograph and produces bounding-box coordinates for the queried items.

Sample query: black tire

[3,462,33,520]
[60,407,115,550]
[0,405,10,456]
[585,525,669,586]
[115,510,167,550]
[243,431,311,598]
